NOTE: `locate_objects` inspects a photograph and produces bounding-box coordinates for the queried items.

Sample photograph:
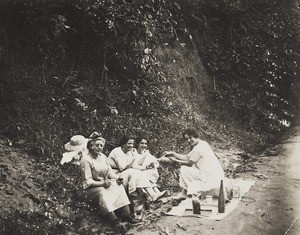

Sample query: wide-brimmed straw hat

[64,135,88,152]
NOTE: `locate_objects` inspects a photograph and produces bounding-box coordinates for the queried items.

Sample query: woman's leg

[118,205,131,216]
[153,186,161,193]
[144,187,156,198]
[117,205,140,223]
[105,212,118,224]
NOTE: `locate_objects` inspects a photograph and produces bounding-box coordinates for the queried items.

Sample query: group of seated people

[61,128,227,226]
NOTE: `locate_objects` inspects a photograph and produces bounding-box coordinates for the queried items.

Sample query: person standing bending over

[160,128,225,200]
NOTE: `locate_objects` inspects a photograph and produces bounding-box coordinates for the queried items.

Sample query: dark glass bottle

[192,195,201,214]
[218,180,225,213]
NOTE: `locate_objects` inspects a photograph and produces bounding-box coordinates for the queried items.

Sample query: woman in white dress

[108,135,166,201]
[160,128,225,200]
[132,137,164,194]
[78,133,138,225]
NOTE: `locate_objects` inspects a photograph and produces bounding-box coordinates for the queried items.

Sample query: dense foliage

[175,0,300,132]
[0,0,179,156]
[0,0,298,171]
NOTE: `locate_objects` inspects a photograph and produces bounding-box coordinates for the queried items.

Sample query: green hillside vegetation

[0,0,299,233]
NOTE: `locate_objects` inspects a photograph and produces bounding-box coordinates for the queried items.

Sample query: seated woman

[159,128,226,200]
[78,132,138,225]
[132,137,165,195]
[108,135,166,202]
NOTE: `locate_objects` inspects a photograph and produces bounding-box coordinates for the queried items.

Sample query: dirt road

[128,125,300,235]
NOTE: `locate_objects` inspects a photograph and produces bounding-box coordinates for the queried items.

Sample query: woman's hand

[158,156,173,163]
[161,151,174,157]
[103,180,111,188]
[116,177,124,185]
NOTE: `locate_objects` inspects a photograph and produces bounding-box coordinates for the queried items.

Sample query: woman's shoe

[130,191,139,197]
[122,215,142,224]
[111,219,127,232]
[151,190,167,202]
[110,218,123,227]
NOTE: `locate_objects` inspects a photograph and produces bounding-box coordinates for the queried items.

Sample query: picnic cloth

[165,178,256,220]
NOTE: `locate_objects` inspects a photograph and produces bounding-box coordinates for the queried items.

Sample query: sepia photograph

[0,0,299,234]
